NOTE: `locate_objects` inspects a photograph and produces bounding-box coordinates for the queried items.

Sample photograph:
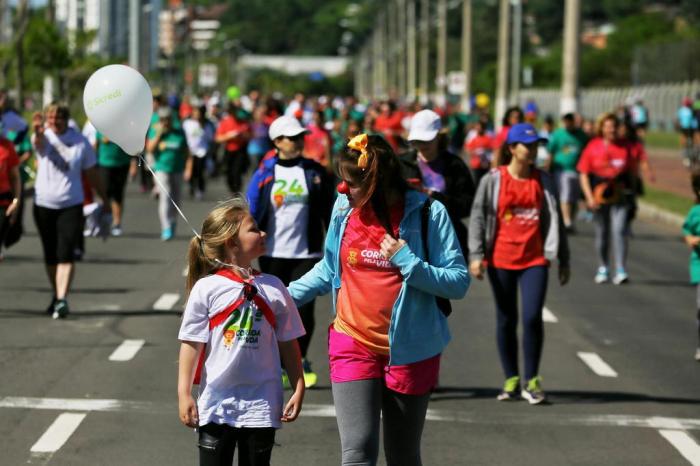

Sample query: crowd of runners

[1,84,700,465]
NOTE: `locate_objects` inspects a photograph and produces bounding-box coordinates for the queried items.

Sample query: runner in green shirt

[547,113,588,231]
[146,107,191,241]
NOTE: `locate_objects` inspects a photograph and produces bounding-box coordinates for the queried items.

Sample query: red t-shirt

[576,137,630,179]
[465,133,495,169]
[492,126,510,150]
[491,167,548,270]
[625,140,647,174]
[335,202,405,355]
[216,115,250,152]
[303,124,331,166]
[374,111,404,151]
[0,138,19,204]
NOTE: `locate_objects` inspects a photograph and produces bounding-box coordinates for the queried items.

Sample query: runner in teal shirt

[547,113,589,231]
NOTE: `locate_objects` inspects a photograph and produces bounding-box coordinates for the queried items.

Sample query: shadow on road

[0,308,182,318]
[431,387,700,405]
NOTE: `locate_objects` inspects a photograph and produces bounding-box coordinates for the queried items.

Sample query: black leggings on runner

[33,204,83,264]
[487,265,548,381]
[225,150,248,194]
[198,423,275,466]
[332,379,430,466]
[258,256,316,357]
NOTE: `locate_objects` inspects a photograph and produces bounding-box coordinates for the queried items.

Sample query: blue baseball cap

[506,123,547,145]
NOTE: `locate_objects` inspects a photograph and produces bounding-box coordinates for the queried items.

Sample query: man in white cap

[400,109,475,256]
[246,115,334,388]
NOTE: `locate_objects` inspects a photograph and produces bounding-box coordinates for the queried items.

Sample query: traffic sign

[198,64,218,88]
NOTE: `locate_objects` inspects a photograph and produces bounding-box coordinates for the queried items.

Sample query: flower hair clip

[347,133,369,169]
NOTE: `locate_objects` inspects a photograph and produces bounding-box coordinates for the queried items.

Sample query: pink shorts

[328,325,440,395]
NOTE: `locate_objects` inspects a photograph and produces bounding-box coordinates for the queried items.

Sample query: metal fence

[518,80,700,131]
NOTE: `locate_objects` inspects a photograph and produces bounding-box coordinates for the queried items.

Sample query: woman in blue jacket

[247,115,333,387]
[289,133,469,466]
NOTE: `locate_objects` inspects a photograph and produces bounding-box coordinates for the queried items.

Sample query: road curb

[637,200,684,228]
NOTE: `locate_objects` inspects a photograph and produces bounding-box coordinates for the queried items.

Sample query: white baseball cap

[407,109,442,142]
[268,116,309,140]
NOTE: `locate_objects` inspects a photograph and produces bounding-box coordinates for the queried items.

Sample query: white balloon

[83,64,153,156]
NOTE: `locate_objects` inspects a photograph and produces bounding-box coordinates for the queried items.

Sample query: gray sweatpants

[153,171,182,231]
[593,204,629,270]
[332,380,430,466]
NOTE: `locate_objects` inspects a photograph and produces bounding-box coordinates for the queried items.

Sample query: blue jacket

[246,154,333,254]
[288,189,470,365]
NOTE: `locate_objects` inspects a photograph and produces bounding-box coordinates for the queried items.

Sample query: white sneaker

[612,269,629,285]
[695,347,700,361]
[111,225,123,237]
[594,267,609,284]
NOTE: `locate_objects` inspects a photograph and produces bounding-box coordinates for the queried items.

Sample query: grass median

[641,186,694,217]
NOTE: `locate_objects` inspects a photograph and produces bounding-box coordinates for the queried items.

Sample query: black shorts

[33,203,83,264]
[100,165,130,204]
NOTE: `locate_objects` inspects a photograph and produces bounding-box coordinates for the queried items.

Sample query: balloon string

[137,153,201,240]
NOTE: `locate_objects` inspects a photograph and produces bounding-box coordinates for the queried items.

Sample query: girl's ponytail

[186,235,211,298]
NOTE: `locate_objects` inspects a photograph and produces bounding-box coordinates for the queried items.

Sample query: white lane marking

[542,306,558,323]
[577,351,619,377]
[0,397,151,412]
[3,397,700,431]
[30,413,86,453]
[659,430,700,466]
[153,293,180,310]
[182,266,188,277]
[108,339,145,362]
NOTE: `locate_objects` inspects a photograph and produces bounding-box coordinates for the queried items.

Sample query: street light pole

[510,0,522,106]
[495,0,510,129]
[129,0,142,70]
[407,0,417,102]
[436,0,447,106]
[397,0,407,100]
[461,0,472,112]
[419,0,429,104]
[560,0,581,115]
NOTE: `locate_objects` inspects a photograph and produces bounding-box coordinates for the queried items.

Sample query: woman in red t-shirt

[577,113,633,285]
[469,123,570,405]
[0,137,21,260]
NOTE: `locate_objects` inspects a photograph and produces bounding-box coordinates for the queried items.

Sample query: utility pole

[407,0,417,102]
[510,0,522,106]
[560,0,581,115]
[461,0,472,112]
[419,0,429,104]
[397,0,407,99]
[436,0,447,106]
[387,2,396,97]
[495,0,510,129]
[129,0,142,70]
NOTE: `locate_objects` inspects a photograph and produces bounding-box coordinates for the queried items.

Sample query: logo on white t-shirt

[222,301,265,349]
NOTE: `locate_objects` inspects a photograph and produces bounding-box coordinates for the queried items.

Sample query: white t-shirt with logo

[264,163,321,259]
[183,118,214,158]
[33,128,97,209]
[178,273,305,429]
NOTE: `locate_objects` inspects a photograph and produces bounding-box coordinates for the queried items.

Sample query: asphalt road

[1,174,699,466]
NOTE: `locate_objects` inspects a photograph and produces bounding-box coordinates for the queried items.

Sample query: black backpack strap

[420,197,452,317]
[420,197,433,260]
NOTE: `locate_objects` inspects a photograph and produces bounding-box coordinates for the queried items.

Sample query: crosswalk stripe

[658,430,700,466]
[577,351,619,377]
[153,293,180,310]
[542,306,559,323]
[30,412,86,453]
[108,339,145,361]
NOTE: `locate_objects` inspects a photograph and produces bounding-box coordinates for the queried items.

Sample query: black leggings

[190,156,207,195]
[225,150,248,194]
[487,265,548,381]
[33,204,83,264]
[198,423,275,466]
[258,256,317,358]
